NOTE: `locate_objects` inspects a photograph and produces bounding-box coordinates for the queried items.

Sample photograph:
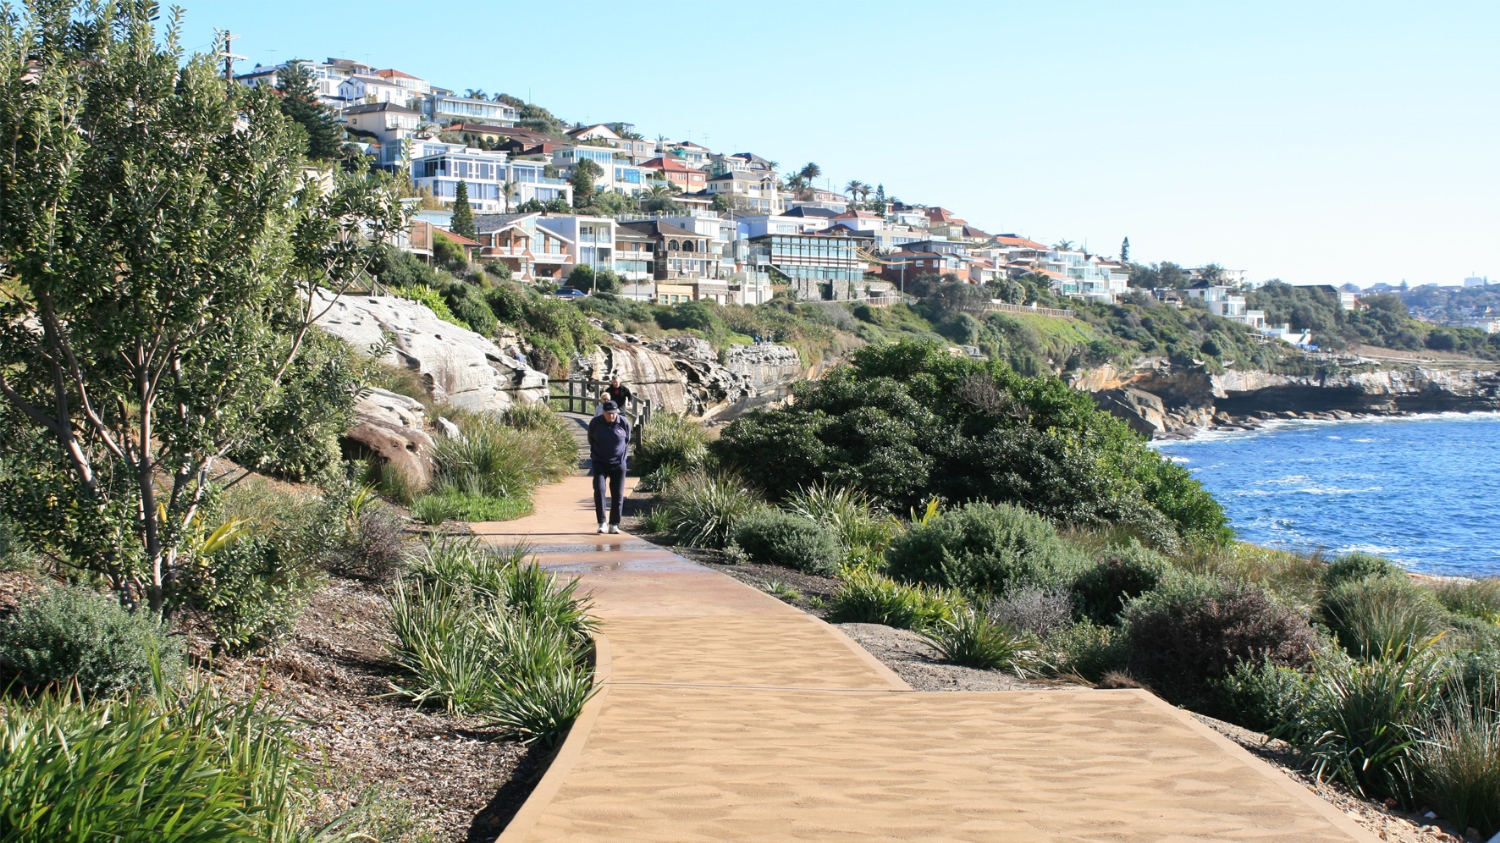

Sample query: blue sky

[174,0,1497,288]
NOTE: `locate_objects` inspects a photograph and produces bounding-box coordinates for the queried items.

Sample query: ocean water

[1154,412,1500,577]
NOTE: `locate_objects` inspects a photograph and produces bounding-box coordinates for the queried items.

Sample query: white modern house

[423,92,518,127]
[537,216,616,274]
[408,143,572,212]
[339,74,415,108]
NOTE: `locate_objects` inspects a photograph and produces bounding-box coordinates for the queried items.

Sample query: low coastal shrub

[987,585,1072,639]
[634,413,710,488]
[1322,552,1403,589]
[1287,642,1447,804]
[885,502,1088,596]
[0,587,183,699]
[828,568,962,630]
[732,509,844,575]
[1321,576,1448,659]
[1047,620,1129,682]
[784,482,899,565]
[1122,574,1318,711]
[186,535,323,654]
[923,609,1041,674]
[310,484,409,582]
[1412,684,1500,838]
[1214,660,1314,736]
[1433,577,1500,621]
[1172,542,1324,614]
[0,680,307,843]
[657,471,763,549]
[1072,541,1170,624]
[388,541,594,744]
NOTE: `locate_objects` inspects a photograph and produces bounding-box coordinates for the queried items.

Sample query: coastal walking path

[472,474,1376,842]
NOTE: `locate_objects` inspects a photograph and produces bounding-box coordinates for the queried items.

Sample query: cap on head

[602,401,619,412]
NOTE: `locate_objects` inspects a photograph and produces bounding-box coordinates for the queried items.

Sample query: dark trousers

[592,465,625,525]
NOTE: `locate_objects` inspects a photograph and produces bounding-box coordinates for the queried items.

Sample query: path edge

[495,631,614,843]
[1123,689,1383,842]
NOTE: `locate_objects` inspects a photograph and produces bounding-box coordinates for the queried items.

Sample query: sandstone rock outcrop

[572,336,803,418]
[1092,388,1168,437]
[312,291,548,413]
[344,388,435,487]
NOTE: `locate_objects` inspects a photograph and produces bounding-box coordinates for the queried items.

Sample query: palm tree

[785,174,808,192]
[1052,239,1075,251]
[501,180,517,213]
[464,88,487,100]
[798,162,821,187]
[844,179,861,201]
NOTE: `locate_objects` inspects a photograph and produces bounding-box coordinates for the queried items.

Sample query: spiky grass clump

[827,568,962,631]
[1432,577,1500,622]
[1321,576,1448,660]
[634,413,710,489]
[656,470,763,549]
[1412,684,1500,838]
[784,482,899,565]
[388,540,595,744]
[0,680,307,843]
[922,609,1043,675]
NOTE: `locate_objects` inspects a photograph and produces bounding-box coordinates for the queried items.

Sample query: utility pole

[215,30,245,81]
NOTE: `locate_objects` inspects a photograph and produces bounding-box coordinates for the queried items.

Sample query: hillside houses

[237,54,1171,308]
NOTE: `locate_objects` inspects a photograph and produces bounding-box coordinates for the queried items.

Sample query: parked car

[553,287,588,300]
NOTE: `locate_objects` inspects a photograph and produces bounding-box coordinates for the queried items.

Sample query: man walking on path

[588,400,631,534]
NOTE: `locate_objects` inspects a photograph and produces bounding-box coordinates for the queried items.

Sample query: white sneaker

[608,524,621,534]
[597,523,608,534]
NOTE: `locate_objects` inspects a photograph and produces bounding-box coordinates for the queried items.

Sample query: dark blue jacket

[587,414,631,471]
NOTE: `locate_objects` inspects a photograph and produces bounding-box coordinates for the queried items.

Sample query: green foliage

[886,501,1089,596]
[1412,684,1500,837]
[388,541,594,744]
[274,60,343,161]
[1433,578,1500,621]
[731,509,844,576]
[412,491,532,523]
[1321,576,1448,659]
[1121,574,1318,711]
[410,495,460,526]
[656,471,764,549]
[229,330,373,482]
[0,3,405,614]
[425,407,575,521]
[484,282,601,368]
[1322,552,1403,589]
[1287,642,1447,803]
[828,568,962,630]
[0,679,309,843]
[313,485,409,582]
[634,413,710,488]
[567,264,596,292]
[712,341,1228,542]
[1072,540,1170,624]
[449,183,477,240]
[783,482,899,565]
[922,609,1042,674]
[1215,659,1314,735]
[185,534,323,654]
[393,283,465,326]
[1047,620,1129,682]
[0,587,184,699]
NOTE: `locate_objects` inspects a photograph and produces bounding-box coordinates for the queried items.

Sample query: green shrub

[657,471,763,549]
[1322,551,1403,589]
[431,409,575,503]
[732,509,843,575]
[1073,540,1170,624]
[1287,643,1447,803]
[410,494,461,526]
[1412,684,1500,837]
[314,486,409,582]
[828,568,962,630]
[1322,576,1447,659]
[922,609,1042,674]
[186,535,323,654]
[393,284,465,328]
[1048,620,1129,682]
[1122,574,1318,711]
[1433,577,1500,621]
[0,587,183,699]
[784,482,898,564]
[885,502,1087,596]
[389,541,595,744]
[634,413,710,485]
[1215,659,1313,735]
[0,680,309,843]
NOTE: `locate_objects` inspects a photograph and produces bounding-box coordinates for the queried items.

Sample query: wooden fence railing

[983,301,1076,318]
[548,379,654,442]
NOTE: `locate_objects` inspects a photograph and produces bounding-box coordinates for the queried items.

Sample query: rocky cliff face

[1074,357,1500,438]
[571,336,803,419]
[312,291,549,413]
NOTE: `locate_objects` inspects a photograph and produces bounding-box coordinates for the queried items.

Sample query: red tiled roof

[639,156,694,172]
[924,207,966,224]
[992,235,1049,250]
[435,229,480,247]
[377,68,421,81]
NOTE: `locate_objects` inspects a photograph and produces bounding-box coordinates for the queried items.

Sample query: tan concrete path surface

[476,476,1377,842]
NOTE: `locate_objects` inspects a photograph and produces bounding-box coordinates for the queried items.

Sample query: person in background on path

[595,373,632,416]
[509,346,528,368]
[588,400,631,534]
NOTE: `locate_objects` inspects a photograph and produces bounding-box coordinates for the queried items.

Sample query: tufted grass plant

[634,413,710,489]
[1412,683,1500,838]
[922,609,1044,675]
[1322,576,1448,660]
[387,540,595,744]
[1432,577,1500,622]
[656,470,763,549]
[784,482,900,565]
[829,568,963,630]
[0,678,309,843]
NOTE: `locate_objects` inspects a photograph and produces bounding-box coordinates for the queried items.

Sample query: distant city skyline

[174,0,1498,289]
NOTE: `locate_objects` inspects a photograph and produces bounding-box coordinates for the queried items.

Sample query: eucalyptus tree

[0,1,405,612]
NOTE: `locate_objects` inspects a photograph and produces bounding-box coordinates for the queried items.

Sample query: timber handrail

[548,379,654,442]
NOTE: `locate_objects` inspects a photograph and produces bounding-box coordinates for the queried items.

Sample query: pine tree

[875,183,886,203]
[1121,236,1130,262]
[451,180,477,240]
[275,61,343,160]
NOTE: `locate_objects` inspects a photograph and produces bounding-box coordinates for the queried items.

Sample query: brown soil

[1347,342,1500,369]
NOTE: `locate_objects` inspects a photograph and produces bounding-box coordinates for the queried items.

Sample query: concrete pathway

[474,477,1377,843]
